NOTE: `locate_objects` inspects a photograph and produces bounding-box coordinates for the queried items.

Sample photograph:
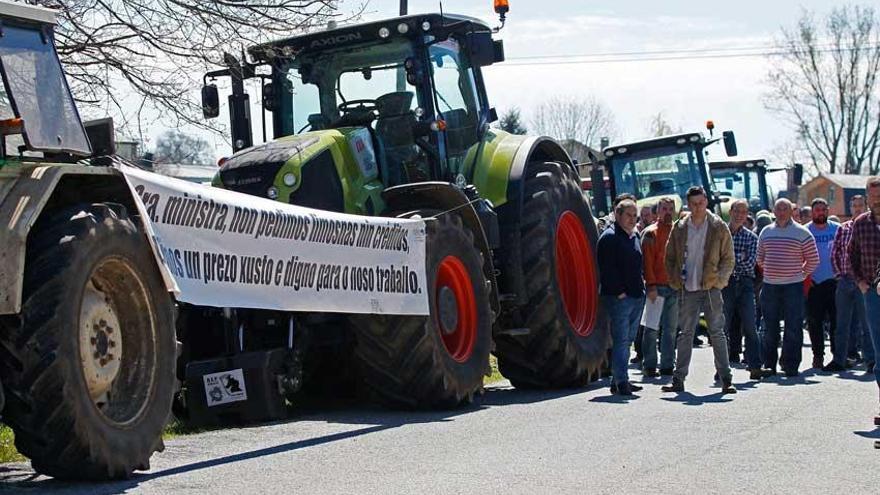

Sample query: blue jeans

[760,282,805,372]
[604,295,645,386]
[863,290,880,386]
[641,286,678,370]
[723,277,762,370]
[833,278,868,366]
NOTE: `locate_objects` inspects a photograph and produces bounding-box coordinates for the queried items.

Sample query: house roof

[821,173,871,190]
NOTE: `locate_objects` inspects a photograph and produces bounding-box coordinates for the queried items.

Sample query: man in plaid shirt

[826,195,871,372]
[847,176,880,419]
[723,199,763,379]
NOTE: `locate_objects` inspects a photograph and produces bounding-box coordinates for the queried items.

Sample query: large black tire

[495,161,608,388]
[0,203,176,480]
[349,212,492,409]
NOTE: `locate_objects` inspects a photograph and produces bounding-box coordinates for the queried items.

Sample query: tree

[646,111,681,137]
[151,130,215,165]
[499,107,527,134]
[764,5,880,175]
[28,0,357,135]
[530,96,617,154]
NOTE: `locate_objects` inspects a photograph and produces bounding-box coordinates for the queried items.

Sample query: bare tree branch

[764,5,880,176]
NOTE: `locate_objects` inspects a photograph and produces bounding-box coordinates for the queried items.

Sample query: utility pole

[400,0,407,15]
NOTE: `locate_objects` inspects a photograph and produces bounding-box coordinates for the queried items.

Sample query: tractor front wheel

[0,203,176,480]
[350,212,492,409]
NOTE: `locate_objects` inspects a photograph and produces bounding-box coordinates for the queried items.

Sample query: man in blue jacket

[597,199,646,396]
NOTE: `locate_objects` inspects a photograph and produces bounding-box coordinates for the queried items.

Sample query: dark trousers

[806,278,836,359]
[761,282,805,372]
[723,277,762,370]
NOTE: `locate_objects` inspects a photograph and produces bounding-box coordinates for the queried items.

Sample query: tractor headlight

[283,173,297,187]
[397,23,409,34]
[379,27,391,39]
[421,21,431,31]
[267,187,279,200]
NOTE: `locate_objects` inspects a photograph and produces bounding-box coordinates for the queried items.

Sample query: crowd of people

[596,178,880,420]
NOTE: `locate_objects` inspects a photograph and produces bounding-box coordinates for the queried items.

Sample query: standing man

[640,197,679,377]
[757,199,820,377]
[848,177,880,415]
[826,195,870,372]
[806,198,840,369]
[638,204,656,232]
[662,187,736,394]
[723,199,763,380]
[597,199,646,396]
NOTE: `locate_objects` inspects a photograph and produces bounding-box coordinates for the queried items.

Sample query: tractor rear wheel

[349,212,492,409]
[0,203,176,480]
[495,161,606,388]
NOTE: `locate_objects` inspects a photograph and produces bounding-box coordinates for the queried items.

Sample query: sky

[358,0,879,164]
[156,0,880,168]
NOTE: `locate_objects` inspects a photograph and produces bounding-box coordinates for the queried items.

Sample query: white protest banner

[117,165,429,315]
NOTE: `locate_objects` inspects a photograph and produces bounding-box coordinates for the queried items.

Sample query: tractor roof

[709,159,768,169]
[250,13,490,61]
[603,132,706,158]
[0,0,57,25]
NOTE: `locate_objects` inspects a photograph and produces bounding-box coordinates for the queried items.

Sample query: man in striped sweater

[757,198,820,377]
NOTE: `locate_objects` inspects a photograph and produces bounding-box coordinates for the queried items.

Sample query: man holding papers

[640,197,679,378]
[723,199,763,380]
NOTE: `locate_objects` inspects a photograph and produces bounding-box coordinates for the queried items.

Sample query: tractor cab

[709,159,776,215]
[202,12,505,211]
[592,124,737,216]
[0,2,95,163]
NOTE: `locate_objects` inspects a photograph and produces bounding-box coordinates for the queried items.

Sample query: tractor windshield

[609,145,708,203]
[277,39,418,134]
[0,23,90,155]
[712,166,769,212]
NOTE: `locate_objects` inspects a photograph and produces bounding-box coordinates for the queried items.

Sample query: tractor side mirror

[467,32,501,67]
[83,118,116,166]
[262,82,277,112]
[202,84,220,119]
[722,130,737,157]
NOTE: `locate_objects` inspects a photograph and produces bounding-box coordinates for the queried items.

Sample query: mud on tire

[0,203,176,480]
[495,161,607,388]
[349,212,492,409]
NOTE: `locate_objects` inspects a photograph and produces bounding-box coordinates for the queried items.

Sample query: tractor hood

[215,128,381,213]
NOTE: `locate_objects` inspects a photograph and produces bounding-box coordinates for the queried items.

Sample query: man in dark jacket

[597,199,646,396]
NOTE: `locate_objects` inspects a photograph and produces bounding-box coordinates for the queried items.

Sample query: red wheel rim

[555,210,598,337]
[435,255,478,362]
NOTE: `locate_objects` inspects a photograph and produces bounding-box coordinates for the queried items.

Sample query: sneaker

[749,369,764,380]
[643,368,659,378]
[659,368,674,376]
[760,368,777,378]
[822,362,846,373]
[661,378,685,393]
[721,377,737,394]
[812,356,824,369]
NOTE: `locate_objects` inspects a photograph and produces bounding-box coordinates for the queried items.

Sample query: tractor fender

[382,182,500,315]
[0,164,148,315]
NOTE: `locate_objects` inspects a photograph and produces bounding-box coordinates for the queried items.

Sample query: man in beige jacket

[662,186,736,394]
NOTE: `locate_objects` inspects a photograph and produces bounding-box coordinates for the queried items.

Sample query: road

[1,344,877,494]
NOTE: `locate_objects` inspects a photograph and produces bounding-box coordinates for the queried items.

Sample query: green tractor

[195,2,606,410]
[709,159,783,216]
[589,122,738,218]
[0,1,176,479]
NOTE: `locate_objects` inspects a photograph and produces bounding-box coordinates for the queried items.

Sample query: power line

[501,44,880,66]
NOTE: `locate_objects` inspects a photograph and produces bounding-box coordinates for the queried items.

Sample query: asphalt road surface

[1,344,877,494]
